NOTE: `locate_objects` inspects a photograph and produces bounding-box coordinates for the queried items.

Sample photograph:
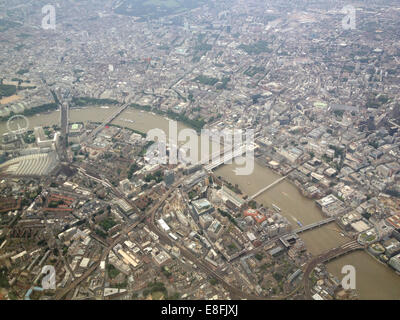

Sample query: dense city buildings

[0,0,400,301]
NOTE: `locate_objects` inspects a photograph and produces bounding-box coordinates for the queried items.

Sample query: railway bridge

[303,240,365,299]
[293,217,336,234]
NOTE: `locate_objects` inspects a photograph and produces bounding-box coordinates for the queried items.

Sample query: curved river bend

[1,106,399,299]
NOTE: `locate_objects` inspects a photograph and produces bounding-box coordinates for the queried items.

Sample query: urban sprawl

[0,0,400,300]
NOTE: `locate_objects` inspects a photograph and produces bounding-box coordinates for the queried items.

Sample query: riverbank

[0,94,20,105]
[365,247,400,276]
[0,103,58,123]
[129,103,205,132]
[91,121,147,138]
[326,250,400,299]
[254,156,320,205]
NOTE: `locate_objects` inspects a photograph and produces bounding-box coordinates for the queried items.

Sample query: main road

[56,163,301,300]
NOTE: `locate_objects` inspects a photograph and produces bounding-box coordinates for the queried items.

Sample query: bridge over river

[247,158,310,201]
[293,217,336,234]
[303,239,365,299]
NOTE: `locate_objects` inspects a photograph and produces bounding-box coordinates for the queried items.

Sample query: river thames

[1,106,399,299]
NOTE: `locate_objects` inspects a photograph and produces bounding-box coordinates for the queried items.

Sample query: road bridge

[204,144,257,171]
[81,93,137,143]
[82,103,130,143]
[293,217,336,234]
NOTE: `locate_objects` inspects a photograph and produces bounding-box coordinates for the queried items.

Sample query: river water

[1,106,399,299]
